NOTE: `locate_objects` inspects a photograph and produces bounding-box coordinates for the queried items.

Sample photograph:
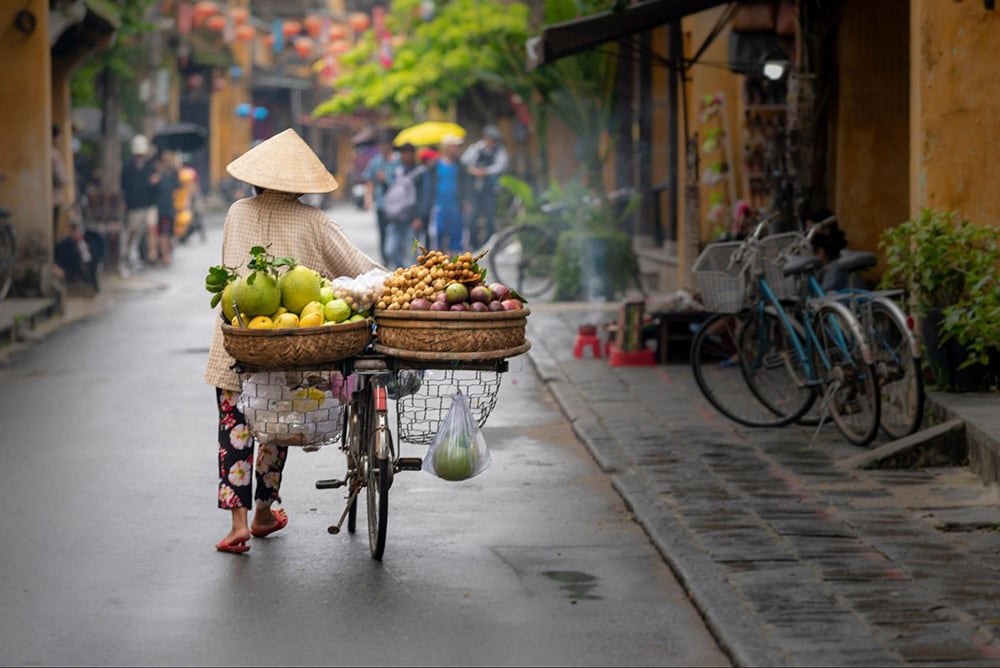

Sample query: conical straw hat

[225,128,339,194]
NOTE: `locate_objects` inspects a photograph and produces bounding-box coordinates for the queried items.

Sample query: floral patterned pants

[216,388,288,510]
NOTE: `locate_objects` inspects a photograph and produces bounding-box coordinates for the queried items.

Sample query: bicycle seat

[0,208,10,219]
[782,254,823,276]
[834,250,877,273]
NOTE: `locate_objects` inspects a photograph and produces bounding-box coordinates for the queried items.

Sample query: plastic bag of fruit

[422,393,491,481]
[330,268,389,314]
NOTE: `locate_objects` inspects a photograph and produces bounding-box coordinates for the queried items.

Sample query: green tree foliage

[70,0,156,107]
[313,0,529,126]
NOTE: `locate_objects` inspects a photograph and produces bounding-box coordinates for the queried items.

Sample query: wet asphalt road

[0,201,728,666]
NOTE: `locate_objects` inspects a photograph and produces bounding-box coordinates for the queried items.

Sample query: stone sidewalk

[526,304,1000,667]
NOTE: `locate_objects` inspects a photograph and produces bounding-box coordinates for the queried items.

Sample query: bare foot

[221,527,251,546]
[250,508,288,537]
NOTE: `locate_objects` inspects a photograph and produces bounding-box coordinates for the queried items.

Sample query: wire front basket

[692,241,749,313]
[238,370,347,448]
[760,232,806,300]
[395,368,503,445]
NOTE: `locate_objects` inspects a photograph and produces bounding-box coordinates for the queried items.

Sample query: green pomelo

[323,298,352,323]
[433,440,477,481]
[221,282,236,322]
[279,265,322,315]
[231,271,281,317]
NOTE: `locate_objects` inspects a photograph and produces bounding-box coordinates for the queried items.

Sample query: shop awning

[526,0,731,70]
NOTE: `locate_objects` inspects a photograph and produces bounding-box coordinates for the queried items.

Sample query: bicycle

[483,187,644,300]
[771,217,924,439]
[690,214,882,446]
[0,175,16,302]
[307,355,508,561]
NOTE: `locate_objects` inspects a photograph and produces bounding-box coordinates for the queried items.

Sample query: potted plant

[879,208,1000,391]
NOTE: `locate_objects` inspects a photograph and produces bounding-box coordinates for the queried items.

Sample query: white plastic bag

[422,393,491,481]
[330,268,389,313]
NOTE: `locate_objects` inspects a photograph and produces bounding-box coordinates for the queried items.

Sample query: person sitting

[805,209,850,292]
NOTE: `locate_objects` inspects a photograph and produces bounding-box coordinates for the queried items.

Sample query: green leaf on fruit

[210,292,222,308]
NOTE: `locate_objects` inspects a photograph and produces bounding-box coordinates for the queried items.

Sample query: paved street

[0,201,727,667]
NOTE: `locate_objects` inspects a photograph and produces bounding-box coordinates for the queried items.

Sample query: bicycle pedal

[315,478,345,489]
[396,457,423,471]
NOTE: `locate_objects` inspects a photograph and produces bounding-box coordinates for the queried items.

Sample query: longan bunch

[376,248,484,310]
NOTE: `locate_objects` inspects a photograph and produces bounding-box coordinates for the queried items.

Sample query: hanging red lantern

[348,12,370,33]
[303,15,323,38]
[205,14,226,32]
[230,7,249,25]
[328,23,347,41]
[192,1,219,25]
[293,36,314,59]
[328,39,350,55]
[282,20,302,38]
[263,33,275,48]
[234,24,255,42]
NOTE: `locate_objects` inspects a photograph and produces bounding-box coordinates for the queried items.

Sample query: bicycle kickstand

[327,485,361,535]
[809,381,840,448]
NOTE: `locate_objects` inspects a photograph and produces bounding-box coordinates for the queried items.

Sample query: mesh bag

[238,370,347,448]
[395,369,502,445]
[692,241,749,313]
[760,232,806,300]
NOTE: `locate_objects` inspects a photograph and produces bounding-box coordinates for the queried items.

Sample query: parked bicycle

[690,213,882,446]
[482,181,643,300]
[0,205,15,302]
[771,217,924,439]
[0,175,16,302]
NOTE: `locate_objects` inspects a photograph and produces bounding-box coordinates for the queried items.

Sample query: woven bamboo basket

[221,319,371,369]
[374,308,530,356]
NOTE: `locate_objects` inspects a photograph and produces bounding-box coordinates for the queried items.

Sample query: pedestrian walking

[380,142,432,270]
[430,134,466,254]
[461,124,508,248]
[363,138,400,265]
[154,150,179,267]
[205,128,384,554]
[120,134,159,275]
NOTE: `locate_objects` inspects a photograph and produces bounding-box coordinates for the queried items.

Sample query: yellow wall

[910,0,1000,227]
[679,8,743,285]
[0,1,52,280]
[833,0,910,256]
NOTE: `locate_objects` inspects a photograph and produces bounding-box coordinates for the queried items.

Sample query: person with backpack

[363,138,400,265]
[381,142,432,269]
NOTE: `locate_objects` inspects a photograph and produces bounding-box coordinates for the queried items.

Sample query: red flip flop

[216,538,250,554]
[250,509,289,538]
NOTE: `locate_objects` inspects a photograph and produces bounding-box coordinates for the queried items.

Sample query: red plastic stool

[573,324,602,359]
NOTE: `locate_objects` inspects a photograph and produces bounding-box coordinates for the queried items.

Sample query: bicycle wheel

[365,387,392,560]
[738,308,817,424]
[813,302,881,446]
[344,390,363,534]
[867,300,924,439]
[487,224,555,299]
[691,312,804,428]
[366,431,390,560]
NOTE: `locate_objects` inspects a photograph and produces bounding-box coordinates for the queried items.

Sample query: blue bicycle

[691,215,882,446]
[773,218,924,439]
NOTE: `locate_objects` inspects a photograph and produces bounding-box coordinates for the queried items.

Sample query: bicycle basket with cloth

[237,369,348,448]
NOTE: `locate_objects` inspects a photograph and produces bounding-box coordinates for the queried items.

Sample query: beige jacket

[204,191,384,390]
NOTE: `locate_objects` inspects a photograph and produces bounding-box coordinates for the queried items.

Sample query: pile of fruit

[377,247,525,312]
[205,246,380,329]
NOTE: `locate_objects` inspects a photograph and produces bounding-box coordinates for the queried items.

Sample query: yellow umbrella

[393,121,466,147]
